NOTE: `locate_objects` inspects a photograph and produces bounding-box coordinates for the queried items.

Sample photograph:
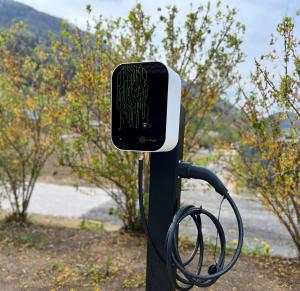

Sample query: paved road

[1,182,297,257]
[181,179,297,258]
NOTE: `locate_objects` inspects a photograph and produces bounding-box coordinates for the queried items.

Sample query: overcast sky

[17,0,299,93]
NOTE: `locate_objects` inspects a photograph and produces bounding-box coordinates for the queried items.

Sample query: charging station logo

[139,136,146,144]
[138,136,157,144]
[116,64,149,130]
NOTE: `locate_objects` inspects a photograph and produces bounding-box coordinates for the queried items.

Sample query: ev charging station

[111,62,244,290]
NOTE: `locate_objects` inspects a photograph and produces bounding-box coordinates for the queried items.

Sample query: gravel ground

[180,179,297,257]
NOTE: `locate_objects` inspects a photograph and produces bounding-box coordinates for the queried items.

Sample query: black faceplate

[111,62,169,151]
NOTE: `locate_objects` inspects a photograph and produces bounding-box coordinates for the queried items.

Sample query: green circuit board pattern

[116,64,149,129]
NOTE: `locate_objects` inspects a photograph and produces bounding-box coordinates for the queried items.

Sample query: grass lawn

[0,214,299,291]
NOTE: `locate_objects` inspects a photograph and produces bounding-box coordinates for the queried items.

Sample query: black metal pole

[146,107,185,291]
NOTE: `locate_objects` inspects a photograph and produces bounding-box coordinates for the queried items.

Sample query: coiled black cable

[138,158,243,290]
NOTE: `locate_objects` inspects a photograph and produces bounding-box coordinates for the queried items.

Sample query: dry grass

[0,214,299,291]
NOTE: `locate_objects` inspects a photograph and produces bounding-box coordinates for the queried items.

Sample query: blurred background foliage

[49,2,245,231]
[0,0,298,256]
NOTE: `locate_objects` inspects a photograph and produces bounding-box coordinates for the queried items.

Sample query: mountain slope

[0,0,64,40]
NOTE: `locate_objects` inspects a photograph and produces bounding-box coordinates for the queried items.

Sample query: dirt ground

[38,153,82,186]
[0,215,299,291]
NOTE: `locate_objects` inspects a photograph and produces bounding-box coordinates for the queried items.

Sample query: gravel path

[180,180,297,257]
[1,181,297,257]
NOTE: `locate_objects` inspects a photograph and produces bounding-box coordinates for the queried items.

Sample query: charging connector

[178,161,228,196]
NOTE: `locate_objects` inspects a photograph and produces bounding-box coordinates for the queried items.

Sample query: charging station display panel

[111,62,169,151]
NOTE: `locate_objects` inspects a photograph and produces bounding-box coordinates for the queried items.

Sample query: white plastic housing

[159,65,181,152]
